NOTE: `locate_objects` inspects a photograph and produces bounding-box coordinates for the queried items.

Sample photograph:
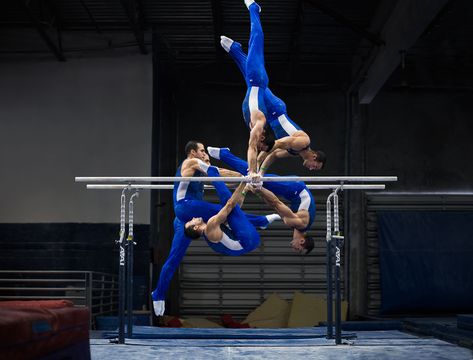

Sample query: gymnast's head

[302,149,326,171]
[290,233,315,255]
[185,140,208,161]
[257,124,276,152]
[202,152,210,165]
[184,217,206,239]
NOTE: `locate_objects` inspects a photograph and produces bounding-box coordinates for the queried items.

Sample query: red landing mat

[0,300,90,360]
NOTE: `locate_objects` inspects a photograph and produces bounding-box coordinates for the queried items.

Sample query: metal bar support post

[326,191,335,339]
[126,191,139,338]
[116,187,128,344]
[326,186,357,344]
[333,188,344,344]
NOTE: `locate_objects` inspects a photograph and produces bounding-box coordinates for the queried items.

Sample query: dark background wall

[367,91,473,190]
[172,71,346,176]
[171,68,473,192]
[346,88,473,316]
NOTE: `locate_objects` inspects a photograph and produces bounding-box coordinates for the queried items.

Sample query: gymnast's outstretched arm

[258,149,290,175]
[272,133,310,152]
[217,168,243,178]
[180,158,211,177]
[205,182,248,242]
[248,111,266,176]
[250,186,305,229]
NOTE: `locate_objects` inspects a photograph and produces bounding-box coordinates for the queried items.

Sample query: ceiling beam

[119,0,148,54]
[358,0,451,104]
[20,0,65,61]
[211,0,223,61]
[304,0,384,47]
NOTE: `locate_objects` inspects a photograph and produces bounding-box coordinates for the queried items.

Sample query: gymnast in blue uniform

[151,167,277,316]
[151,218,191,316]
[152,141,279,316]
[173,140,274,227]
[220,0,326,175]
[208,146,316,254]
[183,166,262,256]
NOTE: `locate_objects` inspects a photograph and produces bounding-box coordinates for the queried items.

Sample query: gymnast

[184,167,265,256]
[208,146,315,254]
[172,139,236,223]
[174,140,272,225]
[220,0,326,178]
[152,172,278,316]
[151,142,279,316]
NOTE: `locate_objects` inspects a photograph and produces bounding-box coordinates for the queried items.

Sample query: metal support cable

[119,188,127,245]
[128,191,139,241]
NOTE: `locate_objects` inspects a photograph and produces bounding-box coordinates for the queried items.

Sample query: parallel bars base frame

[76,175,397,345]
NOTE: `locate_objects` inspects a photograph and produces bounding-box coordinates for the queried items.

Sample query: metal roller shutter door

[179,191,343,317]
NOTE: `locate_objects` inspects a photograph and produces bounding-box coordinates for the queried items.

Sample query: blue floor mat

[103,326,329,340]
[319,320,403,331]
[90,331,473,360]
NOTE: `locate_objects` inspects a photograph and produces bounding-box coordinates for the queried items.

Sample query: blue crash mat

[103,326,328,339]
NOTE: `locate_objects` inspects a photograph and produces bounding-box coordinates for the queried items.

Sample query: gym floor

[89,327,473,360]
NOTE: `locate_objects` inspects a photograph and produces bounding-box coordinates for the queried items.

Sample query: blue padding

[318,321,403,331]
[32,320,52,333]
[403,317,473,344]
[95,337,333,347]
[377,211,473,314]
[457,314,473,331]
[103,326,327,340]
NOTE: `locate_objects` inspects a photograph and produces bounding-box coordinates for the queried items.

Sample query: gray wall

[0,53,152,223]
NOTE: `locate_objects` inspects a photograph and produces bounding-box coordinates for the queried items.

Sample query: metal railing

[0,270,118,328]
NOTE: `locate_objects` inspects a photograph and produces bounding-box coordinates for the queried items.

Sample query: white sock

[244,0,255,9]
[244,0,261,12]
[207,146,229,160]
[220,36,234,53]
[266,214,281,224]
[260,214,281,229]
[153,300,165,316]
